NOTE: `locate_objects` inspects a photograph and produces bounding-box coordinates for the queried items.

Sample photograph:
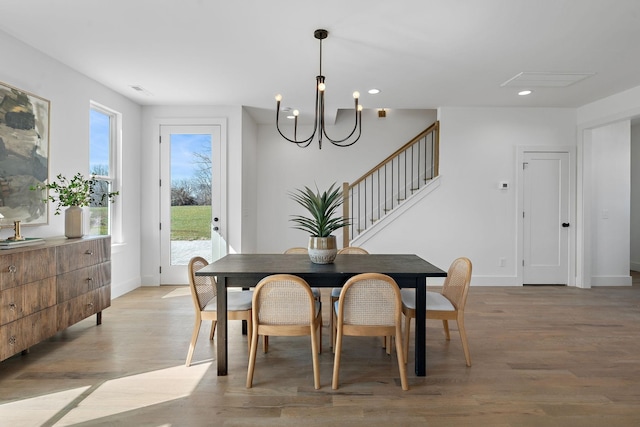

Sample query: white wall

[357,107,577,285]
[255,109,437,253]
[241,108,258,253]
[576,85,640,287]
[139,105,244,285]
[589,121,631,285]
[631,123,640,271]
[0,30,142,298]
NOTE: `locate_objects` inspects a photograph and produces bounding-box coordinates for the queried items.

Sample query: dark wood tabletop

[197,253,446,287]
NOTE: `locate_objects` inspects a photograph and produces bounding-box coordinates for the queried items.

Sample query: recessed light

[368,89,380,94]
[518,90,532,96]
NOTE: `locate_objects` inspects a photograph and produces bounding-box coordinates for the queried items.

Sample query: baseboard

[590,275,632,286]
[112,277,141,299]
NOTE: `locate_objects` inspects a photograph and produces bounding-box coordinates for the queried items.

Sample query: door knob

[562,223,570,227]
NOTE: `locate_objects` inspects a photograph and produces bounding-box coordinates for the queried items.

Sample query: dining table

[196,253,447,376]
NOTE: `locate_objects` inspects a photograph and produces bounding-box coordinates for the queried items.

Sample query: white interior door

[159,124,226,285]
[523,151,570,284]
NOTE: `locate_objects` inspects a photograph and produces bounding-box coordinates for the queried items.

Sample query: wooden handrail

[342,121,439,247]
[349,121,439,189]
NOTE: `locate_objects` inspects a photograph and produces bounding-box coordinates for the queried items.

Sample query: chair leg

[263,335,269,353]
[457,316,472,367]
[331,296,338,352]
[403,314,411,364]
[246,326,260,388]
[395,325,409,390]
[310,322,321,390]
[332,326,344,390]
[318,312,323,354]
[246,316,253,355]
[186,320,201,367]
[209,320,217,340]
[442,319,451,340]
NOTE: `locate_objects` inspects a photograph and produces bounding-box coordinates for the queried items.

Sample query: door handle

[562,223,570,228]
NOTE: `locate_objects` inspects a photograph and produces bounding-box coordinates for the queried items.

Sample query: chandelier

[275,29,362,149]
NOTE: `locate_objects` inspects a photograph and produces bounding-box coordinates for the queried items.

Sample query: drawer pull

[9,302,16,311]
[85,250,94,255]
[8,265,16,274]
[88,302,94,308]
[9,336,16,345]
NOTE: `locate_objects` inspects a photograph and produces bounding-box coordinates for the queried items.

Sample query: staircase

[342,121,440,246]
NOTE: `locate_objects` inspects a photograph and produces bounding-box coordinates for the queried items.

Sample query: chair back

[188,256,216,311]
[338,273,401,326]
[253,274,316,326]
[337,246,369,254]
[441,257,472,311]
[284,247,308,254]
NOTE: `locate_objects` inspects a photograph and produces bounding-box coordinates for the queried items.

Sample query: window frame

[89,101,122,242]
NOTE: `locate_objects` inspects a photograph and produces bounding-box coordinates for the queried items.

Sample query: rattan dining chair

[330,246,370,350]
[332,273,408,390]
[186,256,253,367]
[246,274,322,389]
[401,257,472,366]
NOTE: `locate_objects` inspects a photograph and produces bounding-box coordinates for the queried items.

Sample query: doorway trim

[516,146,576,286]
[148,117,228,286]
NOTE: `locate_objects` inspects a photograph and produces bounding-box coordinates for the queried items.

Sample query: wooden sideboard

[0,236,111,362]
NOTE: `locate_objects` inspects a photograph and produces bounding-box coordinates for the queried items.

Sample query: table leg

[216,276,228,376]
[415,278,426,376]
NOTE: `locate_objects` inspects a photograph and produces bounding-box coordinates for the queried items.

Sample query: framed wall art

[0,81,50,225]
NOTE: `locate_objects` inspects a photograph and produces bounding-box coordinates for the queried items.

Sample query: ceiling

[2,0,640,124]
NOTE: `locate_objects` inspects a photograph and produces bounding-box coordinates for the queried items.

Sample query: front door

[522,151,570,284]
[159,124,226,284]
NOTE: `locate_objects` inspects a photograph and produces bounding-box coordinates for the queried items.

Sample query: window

[89,103,121,238]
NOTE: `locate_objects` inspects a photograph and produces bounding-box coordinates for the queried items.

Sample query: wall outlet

[499,257,506,267]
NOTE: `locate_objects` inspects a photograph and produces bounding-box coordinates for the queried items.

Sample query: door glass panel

[170,133,212,265]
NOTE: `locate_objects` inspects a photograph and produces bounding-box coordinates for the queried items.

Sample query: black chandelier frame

[275,29,362,149]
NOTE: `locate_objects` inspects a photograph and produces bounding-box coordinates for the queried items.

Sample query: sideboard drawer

[56,237,111,274]
[0,277,56,326]
[56,288,108,331]
[56,262,111,303]
[0,307,56,361]
[0,248,56,290]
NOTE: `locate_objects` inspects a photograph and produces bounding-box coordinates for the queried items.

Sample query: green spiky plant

[289,183,349,237]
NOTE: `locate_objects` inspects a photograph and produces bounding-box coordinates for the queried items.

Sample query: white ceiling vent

[501,72,595,88]
[129,85,154,96]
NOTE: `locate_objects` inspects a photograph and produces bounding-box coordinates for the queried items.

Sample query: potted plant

[289,183,349,264]
[32,173,119,238]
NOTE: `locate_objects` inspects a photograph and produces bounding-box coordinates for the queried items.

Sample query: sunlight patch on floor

[53,363,210,426]
[0,386,90,427]
[0,363,211,427]
[162,287,191,298]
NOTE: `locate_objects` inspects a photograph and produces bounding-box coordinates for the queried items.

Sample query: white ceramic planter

[307,235,337,264]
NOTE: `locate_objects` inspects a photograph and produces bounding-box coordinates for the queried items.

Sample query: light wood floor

[1,279,640,426]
